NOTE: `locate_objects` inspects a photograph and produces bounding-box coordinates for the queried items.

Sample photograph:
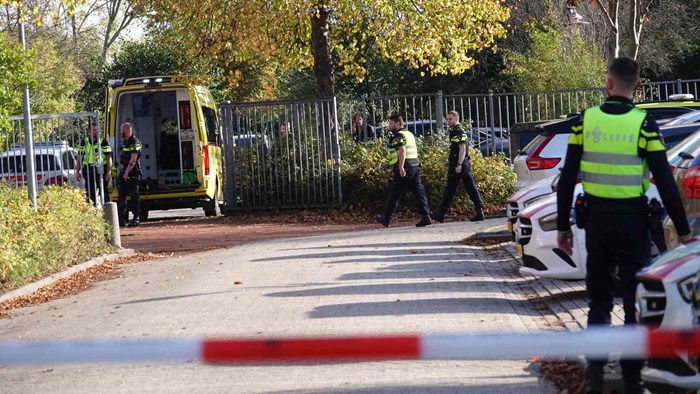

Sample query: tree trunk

[310,4,334,98]
[71,14,77,45]
[628,0,653,60]
[607,0,620,61]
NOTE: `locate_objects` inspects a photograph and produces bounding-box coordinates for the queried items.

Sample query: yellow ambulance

[105,76,224,219]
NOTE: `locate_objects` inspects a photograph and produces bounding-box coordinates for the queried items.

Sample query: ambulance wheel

[204,186,221,217]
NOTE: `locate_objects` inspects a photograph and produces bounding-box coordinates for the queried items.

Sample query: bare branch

[593,0,616,30]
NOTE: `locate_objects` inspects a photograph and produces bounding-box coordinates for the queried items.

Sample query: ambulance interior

[116,89,199,192]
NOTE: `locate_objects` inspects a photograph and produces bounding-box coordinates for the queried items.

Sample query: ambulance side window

[202,107,219,146]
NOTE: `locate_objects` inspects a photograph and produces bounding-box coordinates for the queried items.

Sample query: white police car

[0,141,83,191]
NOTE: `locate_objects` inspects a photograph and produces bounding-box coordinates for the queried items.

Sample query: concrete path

[0,219,556,393]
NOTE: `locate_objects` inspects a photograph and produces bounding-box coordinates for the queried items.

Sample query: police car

[514,179,663,280]
[636,240,700,392]
[513,95,700,192]
[0,141,83,191]
[506,174,558,236]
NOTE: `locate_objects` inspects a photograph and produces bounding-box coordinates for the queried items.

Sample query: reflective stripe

[81,138,98,165]
[580,107,648,198]
[401,131,418,160]
[582,152,641,166]
[387,130,418,165]
[582,172,644,186]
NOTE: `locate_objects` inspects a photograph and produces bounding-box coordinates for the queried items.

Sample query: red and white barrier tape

[2,327,699,366]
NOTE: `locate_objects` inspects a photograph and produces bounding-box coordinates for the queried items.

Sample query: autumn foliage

[340,134,516,215]
[0,185,112,291]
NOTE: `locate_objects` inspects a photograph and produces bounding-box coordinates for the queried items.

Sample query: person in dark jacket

[75,122,112,206]
[557,57,693,394]
[117,122,142,228]
[352,112,376,142]
[375,114,432,227]
[432,110,484,222]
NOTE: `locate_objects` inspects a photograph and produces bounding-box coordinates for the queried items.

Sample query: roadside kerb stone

[0,248,135,304]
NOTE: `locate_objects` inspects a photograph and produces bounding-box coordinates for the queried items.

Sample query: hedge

[340,134,516,214]
[0,185,112,291]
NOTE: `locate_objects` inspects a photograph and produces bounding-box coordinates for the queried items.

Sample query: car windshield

[0,154,60,174]
[644,107,694,121]
[666,110,700,126]
[666,130,700,165]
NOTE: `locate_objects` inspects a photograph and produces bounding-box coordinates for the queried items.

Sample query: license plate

[516,244,523,256]
[507,220,513,232]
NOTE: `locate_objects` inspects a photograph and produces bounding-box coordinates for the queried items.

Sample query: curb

[0,248,135,304]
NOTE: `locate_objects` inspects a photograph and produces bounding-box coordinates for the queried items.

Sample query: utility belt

[574,193,660,229]
[83,164,108,171]
[119,165,141,178]
[449,159,469,168]
[396,158,420,168]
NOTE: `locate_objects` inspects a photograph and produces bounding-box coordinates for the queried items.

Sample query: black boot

[470,209,485,222]
[584,363,605,394]
[375,214,390,228]
[431,211,445,223]
[127,219,140,227]
[415,216,432,227]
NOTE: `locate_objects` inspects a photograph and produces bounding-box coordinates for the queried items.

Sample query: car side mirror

[679,152,695,160]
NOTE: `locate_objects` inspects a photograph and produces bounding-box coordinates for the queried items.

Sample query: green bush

[340,134,516,214]
[0,185,112,291]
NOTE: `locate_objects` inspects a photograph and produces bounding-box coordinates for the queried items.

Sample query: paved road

[0,219,556,393]
[146,207,206,221]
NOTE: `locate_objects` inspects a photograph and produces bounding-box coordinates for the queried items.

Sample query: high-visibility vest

[80,138,111,166]
[579,107,650,199]
[388,130,418,165]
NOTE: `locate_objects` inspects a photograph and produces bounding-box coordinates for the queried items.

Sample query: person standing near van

[76,122,112,206]
[432,110,484,223]
[556,57,692,393]
[117,122,142,227]
[375,114,432,228]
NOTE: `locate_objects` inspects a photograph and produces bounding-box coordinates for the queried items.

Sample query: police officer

[557,57,692,394]
[375,114,432,228]
[432,110,484,223]
[117,122,142,227]
[75,122,112,206]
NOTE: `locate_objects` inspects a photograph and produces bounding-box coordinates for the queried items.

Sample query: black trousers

[117,175,140,223]
[383,165,431,218]
[438,162,483,213]
[82,165,107,206]
[584,211,650,385]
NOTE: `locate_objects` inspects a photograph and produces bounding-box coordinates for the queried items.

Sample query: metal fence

[5,78,699,211]
[337,78,700,157]
[219,98,342,210]
[1,112,104,203]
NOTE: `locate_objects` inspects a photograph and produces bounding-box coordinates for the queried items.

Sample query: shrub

[340,134,516,214]
[0,185,112,291]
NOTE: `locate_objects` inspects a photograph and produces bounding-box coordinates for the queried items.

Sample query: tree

[77,39,180,111]
[0,32,34,132]
[1,1,137,61]
[133,0,511,98]
[589,0,652,60]
[100,0,135,59]
[504,25,606,91]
